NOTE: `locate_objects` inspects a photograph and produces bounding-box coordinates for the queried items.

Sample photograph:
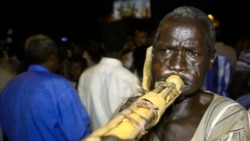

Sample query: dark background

[1,0,250,45]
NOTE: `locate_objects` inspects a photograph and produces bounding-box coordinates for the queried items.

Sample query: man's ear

[44,53,59,72]
[209,49,216,69]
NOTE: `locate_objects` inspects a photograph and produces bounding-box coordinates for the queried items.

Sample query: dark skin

[149,18,215,141]
[43,53,60,73]
[99,17,216,141]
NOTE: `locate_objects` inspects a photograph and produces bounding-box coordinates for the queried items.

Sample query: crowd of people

[0,34,90,141]
[0,5,250,141]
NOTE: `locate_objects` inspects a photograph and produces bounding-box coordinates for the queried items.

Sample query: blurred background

[0,0,250,100]
[1,0,250,53]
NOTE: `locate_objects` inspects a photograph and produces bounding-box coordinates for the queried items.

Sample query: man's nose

[169,52,186,72]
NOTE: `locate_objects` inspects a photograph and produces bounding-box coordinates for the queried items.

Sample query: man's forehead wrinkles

[157,38,197,47]
[172,27,194,39]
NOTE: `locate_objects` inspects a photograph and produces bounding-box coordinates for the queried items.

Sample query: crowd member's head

[134,27,150,47]
[147,6,216,100]
[69,41,85,58]
[85,38,103,64]
[69,56,87,84]
[100,21,132,58]
[133,20,153,47]
[25,34,59,72]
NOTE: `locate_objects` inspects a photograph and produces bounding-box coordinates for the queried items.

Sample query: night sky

[1,0,250,45]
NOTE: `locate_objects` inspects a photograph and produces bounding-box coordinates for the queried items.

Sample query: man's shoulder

[212,94,240,104]
[208,94,247,114]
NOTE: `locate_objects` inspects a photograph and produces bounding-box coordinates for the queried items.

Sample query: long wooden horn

[84,74,184,141]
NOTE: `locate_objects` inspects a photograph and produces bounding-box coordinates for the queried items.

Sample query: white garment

[78,57,140,131]
[121,51,134,69]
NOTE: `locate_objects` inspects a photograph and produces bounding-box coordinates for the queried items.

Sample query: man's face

[151,18,213,96]
[69,62,86,82]
[134,30,149,46]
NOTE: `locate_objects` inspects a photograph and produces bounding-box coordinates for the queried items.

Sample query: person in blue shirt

[0,34,90,141]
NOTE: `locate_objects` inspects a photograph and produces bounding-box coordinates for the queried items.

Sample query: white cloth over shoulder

[146,94,250,141]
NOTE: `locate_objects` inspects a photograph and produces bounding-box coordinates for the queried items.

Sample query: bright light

[207,14,219,27]
[61,36,68,42]
[207,14,214,22]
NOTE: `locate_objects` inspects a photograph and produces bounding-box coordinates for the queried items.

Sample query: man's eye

[166,49,172,54]
[187,51,198,56]
[156,48,173,55]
